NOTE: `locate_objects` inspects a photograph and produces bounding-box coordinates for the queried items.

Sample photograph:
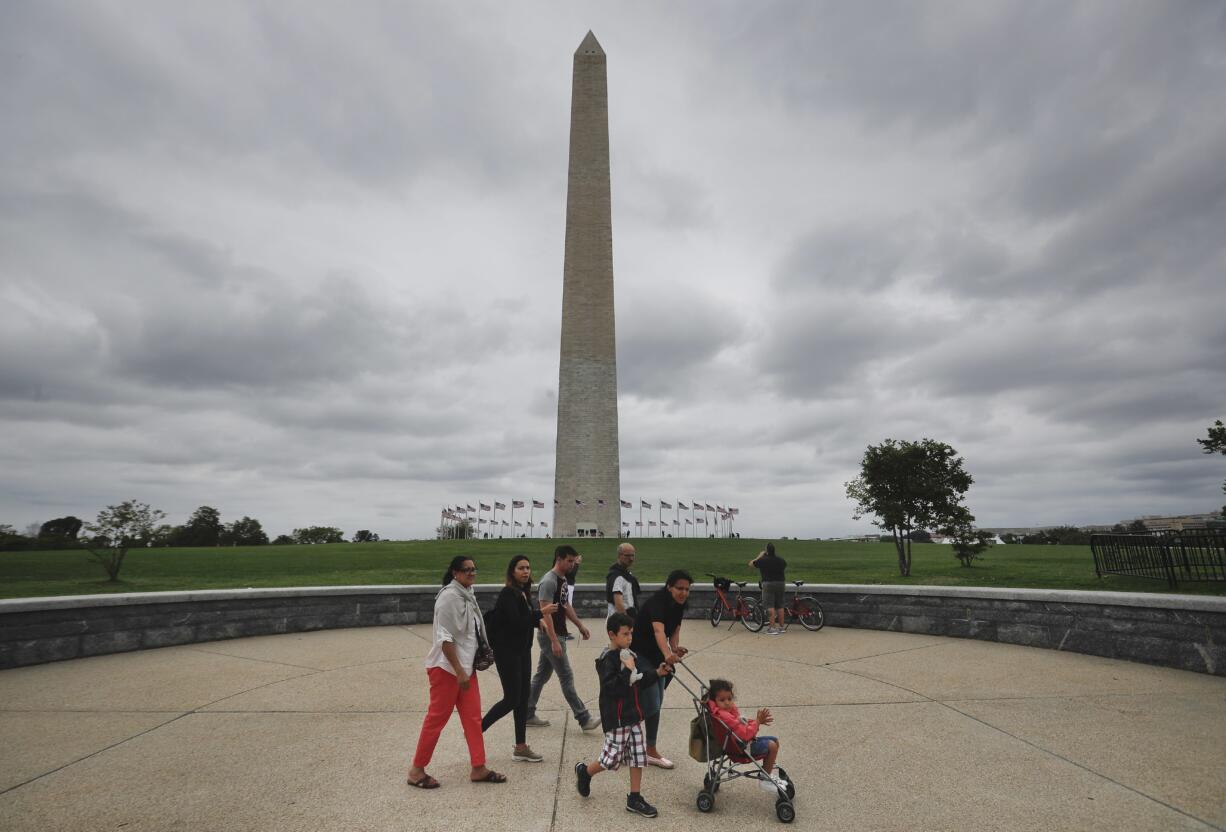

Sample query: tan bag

[688,712,708,762]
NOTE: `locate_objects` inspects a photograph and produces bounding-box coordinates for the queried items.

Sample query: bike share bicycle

[705,573,765,632]
[777,580,824,632]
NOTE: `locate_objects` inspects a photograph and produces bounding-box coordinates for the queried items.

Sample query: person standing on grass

[630,570,692,769]
[574,612,671,817]
[751,543,788,635]
[605,542,640,617]
[524,545,601,731]
[481,554,558,763]
[407,556,506,789]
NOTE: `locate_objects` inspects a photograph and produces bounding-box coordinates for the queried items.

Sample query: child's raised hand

[756,707,773,725]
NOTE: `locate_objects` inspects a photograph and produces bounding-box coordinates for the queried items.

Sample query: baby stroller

[671,658,797,823]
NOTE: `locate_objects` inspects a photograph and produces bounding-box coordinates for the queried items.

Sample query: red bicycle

[778,580,825,632]
[706,573,765,632]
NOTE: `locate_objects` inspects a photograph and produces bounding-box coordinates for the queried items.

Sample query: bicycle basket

[713,577,732,591]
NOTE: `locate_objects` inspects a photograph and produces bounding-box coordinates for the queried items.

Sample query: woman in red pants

[407,556,507,788]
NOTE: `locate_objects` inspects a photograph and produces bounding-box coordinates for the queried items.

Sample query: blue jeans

[750,735,778,758]
[640,673,672,745]
[526,632,591,724]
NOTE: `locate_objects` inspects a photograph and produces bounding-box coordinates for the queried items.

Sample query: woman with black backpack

[481,554,558,763]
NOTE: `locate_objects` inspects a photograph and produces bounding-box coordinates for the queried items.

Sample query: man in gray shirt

[525,545,600,730]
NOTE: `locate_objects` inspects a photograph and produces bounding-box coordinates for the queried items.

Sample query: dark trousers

[481,650,530,745]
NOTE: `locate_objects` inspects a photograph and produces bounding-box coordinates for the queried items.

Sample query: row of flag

[441,500,740,514]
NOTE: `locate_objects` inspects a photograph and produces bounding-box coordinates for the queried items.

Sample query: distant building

[1132,513,1224,532]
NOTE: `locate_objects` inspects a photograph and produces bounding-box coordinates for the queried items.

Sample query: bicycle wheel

[709,600,724,627]
[740,597,766,632]
[796,597,825,631]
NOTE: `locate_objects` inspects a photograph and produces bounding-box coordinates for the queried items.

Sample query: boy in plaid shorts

[575,612,670,817]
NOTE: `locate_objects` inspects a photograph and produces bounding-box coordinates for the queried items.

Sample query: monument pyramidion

[552,31,621,539]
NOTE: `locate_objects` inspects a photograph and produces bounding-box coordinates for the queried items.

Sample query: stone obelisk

[553,31,621,539]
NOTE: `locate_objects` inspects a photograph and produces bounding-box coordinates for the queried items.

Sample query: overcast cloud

[2,1,1224,540]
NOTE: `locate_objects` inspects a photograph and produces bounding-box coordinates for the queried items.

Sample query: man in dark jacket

[605,542,641,618]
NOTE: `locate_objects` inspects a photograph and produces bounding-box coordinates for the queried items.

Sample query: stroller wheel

[776,766,796,799]
[696,791,715,813]
[775,799,795,823]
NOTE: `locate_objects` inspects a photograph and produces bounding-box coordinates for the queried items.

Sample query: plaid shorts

[598,722,647,771]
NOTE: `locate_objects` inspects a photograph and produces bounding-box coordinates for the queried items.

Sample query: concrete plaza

[1,620,1224,831]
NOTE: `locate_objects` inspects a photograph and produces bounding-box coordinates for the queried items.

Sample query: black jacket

[595,647,657,731]
[605,562,642,617]
[488,585,542,658]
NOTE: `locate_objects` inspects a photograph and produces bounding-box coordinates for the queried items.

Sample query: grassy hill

[3,538,1223,599]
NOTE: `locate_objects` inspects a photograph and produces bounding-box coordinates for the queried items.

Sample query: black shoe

[626,793,658,817]
[575,762,592,797]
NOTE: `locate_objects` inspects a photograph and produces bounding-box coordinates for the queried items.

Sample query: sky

[2,1,1224,541]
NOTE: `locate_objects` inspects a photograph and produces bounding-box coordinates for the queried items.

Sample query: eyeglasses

[458,567,478,574]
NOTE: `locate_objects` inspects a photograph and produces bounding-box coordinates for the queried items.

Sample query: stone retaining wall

[1,584,1223,675]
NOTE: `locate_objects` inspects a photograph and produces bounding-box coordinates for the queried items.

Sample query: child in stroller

[672,661,797,823]
[707,679,786,793]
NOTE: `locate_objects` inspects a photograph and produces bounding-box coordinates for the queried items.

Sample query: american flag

[716,505,725,512]
[480,503,491,511]
[540,521,548,528]
[495,502,506,510]
[514,521,522,527]
[620,499,632,508]
[527,521,534,527]
[685,518,692,524]
[622,521,630,526]
[705,504,715,512]
[512,500,524,509]
[575,499,584,507]
[678,501,688,510]
[533,500,545,509]
[635,521,642,526]
[641,500,651,509]
[649,521,657,527]
[692,499,703,507]
[696,518,705,524]
[729,508,739,515]
[660,500,672,509]
[597,499,606,506]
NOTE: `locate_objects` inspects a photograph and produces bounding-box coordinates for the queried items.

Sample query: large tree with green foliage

[845,438,974,576]
[220,516,268,546]
[83,500,165,581]
[292,526,344,544]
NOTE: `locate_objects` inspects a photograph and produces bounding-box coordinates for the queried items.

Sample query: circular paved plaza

[2,621,1224,831]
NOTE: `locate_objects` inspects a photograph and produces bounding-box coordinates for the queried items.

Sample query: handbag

[473,610,495,672]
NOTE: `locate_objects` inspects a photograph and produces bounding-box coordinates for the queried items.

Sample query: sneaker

[575,762,592,797]
[758,774,789,793]
[512,746,543,762]
[579,715,602,731]
[525,715,551,728]
[764,627,778,635]
[645,754,674,769]
[626,793,658,817]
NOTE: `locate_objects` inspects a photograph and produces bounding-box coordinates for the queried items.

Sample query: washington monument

[553,32,621,538]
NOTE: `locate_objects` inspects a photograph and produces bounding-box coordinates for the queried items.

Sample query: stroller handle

[667,655,709,700]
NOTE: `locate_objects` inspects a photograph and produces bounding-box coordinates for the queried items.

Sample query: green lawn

[2,538,1223,599]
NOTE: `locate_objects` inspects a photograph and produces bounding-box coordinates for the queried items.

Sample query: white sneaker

[758,774,788,793]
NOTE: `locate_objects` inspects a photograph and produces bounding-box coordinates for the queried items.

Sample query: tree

[220,516,268,546]
[1000,533,1018,544]
[949,524,991,567]
[909,529,933,544]
[353,529,380,543]
[39,516,84,540]
[271,534,294,545]
[1198,419,1226,496]
[1127,519,1149,534]
[179,505,223,547]
[292,526,344,544]
[845,438,974,576]
[83,500,165,581]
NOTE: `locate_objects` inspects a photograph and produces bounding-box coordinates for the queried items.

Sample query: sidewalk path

[2,621,1223,831]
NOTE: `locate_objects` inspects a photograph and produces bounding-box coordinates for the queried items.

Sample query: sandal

[472,769,507,783]
[407,773,440,789]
